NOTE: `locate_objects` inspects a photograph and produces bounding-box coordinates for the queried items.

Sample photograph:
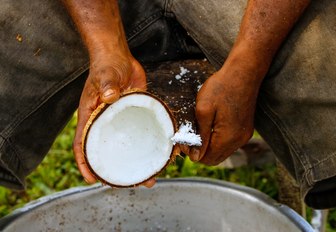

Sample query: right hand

[63,0,156,188]
[73,51,155,187]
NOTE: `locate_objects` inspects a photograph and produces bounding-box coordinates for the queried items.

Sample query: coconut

[82,91,178,187]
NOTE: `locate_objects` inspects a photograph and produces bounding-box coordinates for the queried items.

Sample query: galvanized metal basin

[0,178,313,231]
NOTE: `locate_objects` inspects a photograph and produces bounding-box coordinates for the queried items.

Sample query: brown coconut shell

[82,90,180,188]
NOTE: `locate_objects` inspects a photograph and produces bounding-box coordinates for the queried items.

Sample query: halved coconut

[82,91,177,187]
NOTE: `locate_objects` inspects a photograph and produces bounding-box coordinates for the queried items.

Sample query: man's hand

[185,0,310,165]
[73,53,147,184]
[189,58,257,165]
[63,0,156,187]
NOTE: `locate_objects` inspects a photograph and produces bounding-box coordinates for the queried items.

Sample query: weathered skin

[187,0,311,165]
[62,0,151,186]
[63,0,310,185]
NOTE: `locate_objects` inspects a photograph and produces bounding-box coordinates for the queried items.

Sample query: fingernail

[103,89,115,98]
[190,148,200,161]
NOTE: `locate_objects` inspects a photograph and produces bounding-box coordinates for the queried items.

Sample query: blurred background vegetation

[0,114,335,231]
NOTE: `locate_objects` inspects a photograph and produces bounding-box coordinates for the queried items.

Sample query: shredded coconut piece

[168,80,172,85]
[197,84,203,92]
[171,121,202,146]
[175,66,190,80]
[179,66,190,76]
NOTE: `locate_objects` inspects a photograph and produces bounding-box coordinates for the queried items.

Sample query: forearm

[223,0,310,85]
[62,0,130,60]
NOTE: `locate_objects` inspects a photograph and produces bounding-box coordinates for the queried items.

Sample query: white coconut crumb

[168,80,172,85]
[175,66,190,80]
[180,66,190,76]
[197,84,203,92]
[194,70,198,74]
[171,121,202,146]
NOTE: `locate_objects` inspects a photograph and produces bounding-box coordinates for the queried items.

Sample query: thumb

[101,87,120,104]
[99,72,122,104]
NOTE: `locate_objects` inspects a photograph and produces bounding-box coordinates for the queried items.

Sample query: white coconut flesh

[85,94,175,186]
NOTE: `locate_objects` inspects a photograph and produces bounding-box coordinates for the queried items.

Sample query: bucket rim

[0,177,313,232]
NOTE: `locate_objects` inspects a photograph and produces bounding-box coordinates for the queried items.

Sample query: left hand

[177,0,312,165]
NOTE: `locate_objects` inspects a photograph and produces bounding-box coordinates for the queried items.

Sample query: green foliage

[0,115,87,217]
[328,211,336,231]
[161,156,278,199]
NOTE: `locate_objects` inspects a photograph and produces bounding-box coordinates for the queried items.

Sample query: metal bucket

[0,178,313,231]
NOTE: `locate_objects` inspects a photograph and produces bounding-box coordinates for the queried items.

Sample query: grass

[0,114,335,231]
[0,115,87,217]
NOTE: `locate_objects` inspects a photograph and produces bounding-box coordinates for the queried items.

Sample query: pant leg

[255,1,336,209]
[169,0,247,69]
[119,0,203,64]
[0,0,89,189]
[169,0,336,208]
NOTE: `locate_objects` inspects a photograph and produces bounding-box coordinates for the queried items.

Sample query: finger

[191,101,216,161]
[199,131,232,166]
[93,66,125,104]
[190,147,201,162]
[129,59,147,91]
[198,117,239,165]
[100,77,121,104]
[73,142,97,184]
[73,91,98,184]
[142,178,156,188]
[179,144,191,156]
[199,122,253,166]
[101,88,120,104]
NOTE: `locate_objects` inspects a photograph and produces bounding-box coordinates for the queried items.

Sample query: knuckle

[240,127,254,144]
[99,71,121,88]
[205,159,218,166]
[201,158,219,166]
[91,65,128,91]
[195,102,214,117]
[227,127,253,146]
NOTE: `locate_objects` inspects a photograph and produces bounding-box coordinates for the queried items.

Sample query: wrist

[87,34,131,61]
[218,43,272,88]
[213,47,270,99]
[63,0,131,60]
